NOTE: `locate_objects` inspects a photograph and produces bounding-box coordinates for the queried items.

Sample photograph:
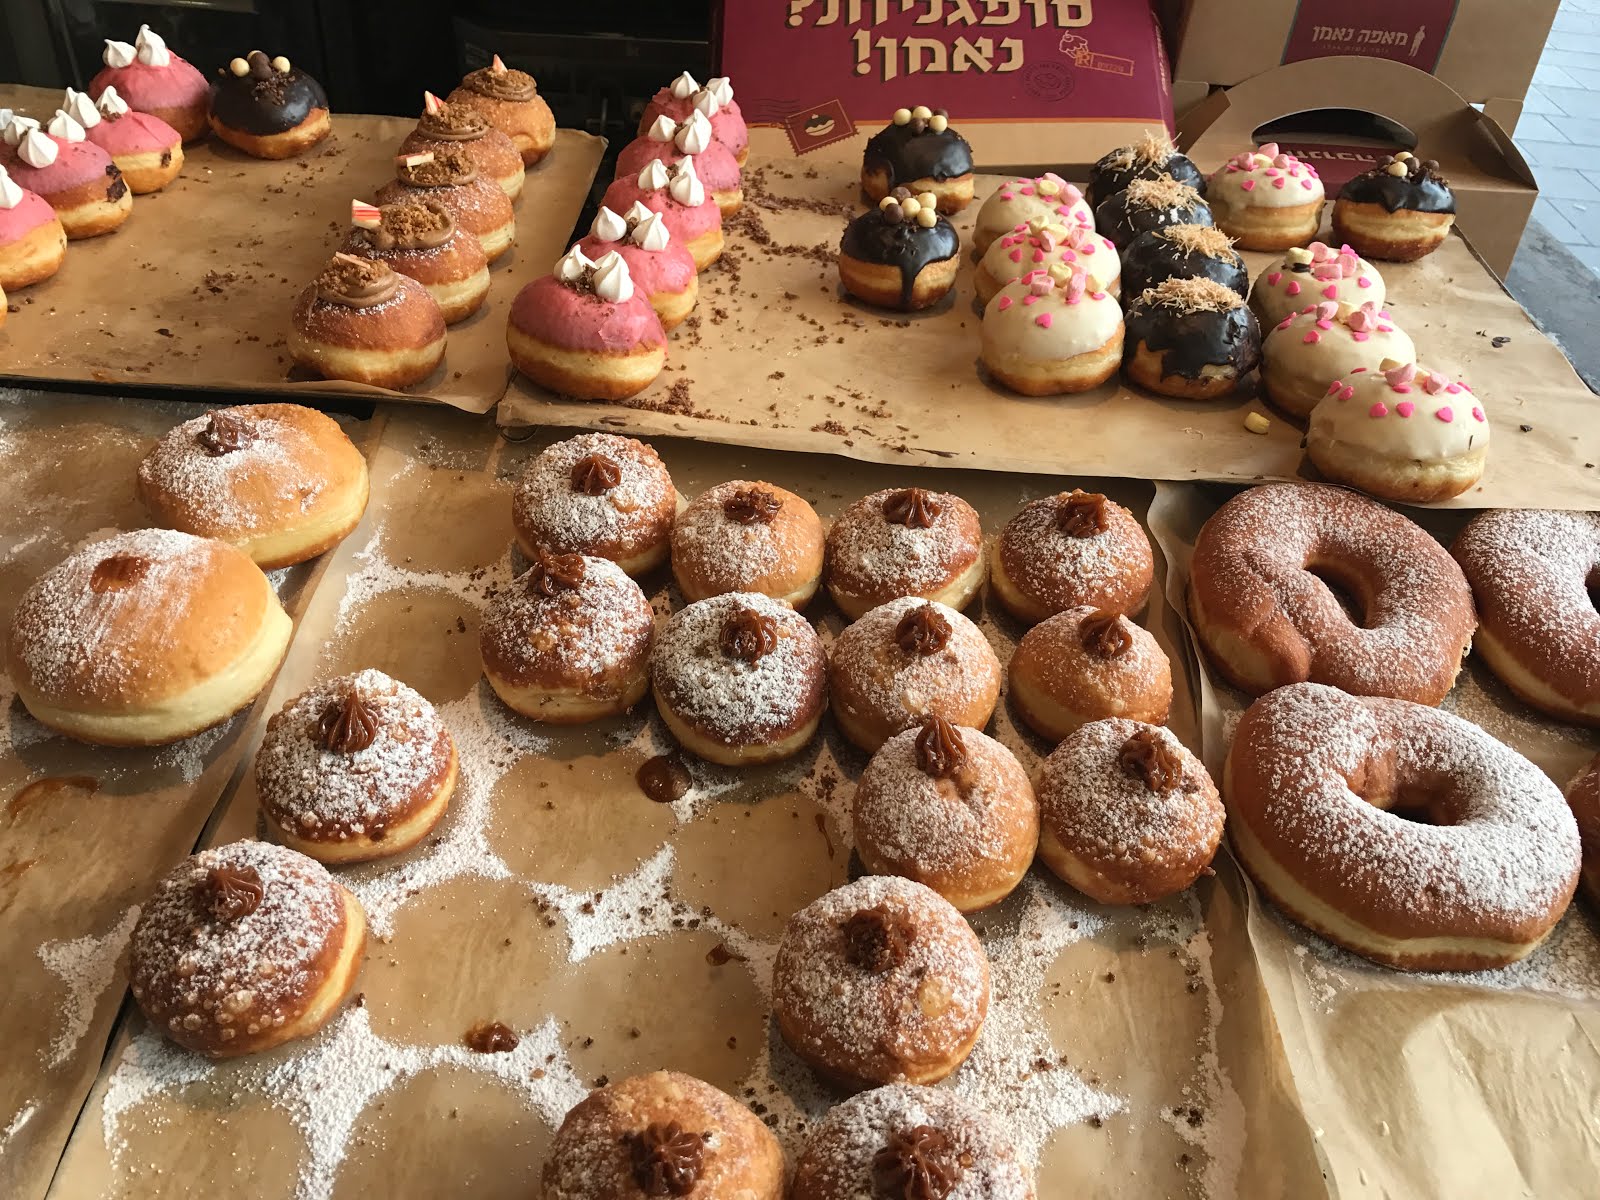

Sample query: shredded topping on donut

[626,1122,704,1196]
[1123,175,1201,211]
[317,686,379,754]
[883,487,942,529]
[198,409,256,456]
[89,553,151,593]
[569,452,622,495]
[1135,275,1244,316]
[722,485,781,525]
[1119,727,1186,792]
[1056,491,1109,537]
[872,1126,965,1200]
[1160,223,1237,259]
[1081,611,1134,659]
[843,904,916,973]
[719,605,779,663]
[913,714,970,783]
[200,865,263,921]
[524,545,587,596]
[895,603,952,656]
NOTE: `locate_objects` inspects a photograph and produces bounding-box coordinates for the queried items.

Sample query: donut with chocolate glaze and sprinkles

[861,105,974,214]
[128,839,367,1056]
[397,92,525,200]
[1249,240,1384,331]
[973,171,1093,255]
[773,875,990,1088]
[1226,683,1581,970]
[1188,483,1475,704]
[671,479,824,606]
[838,187,960,312]
[1119,223,1247,301]
[792,1084,1035,1200]
[1334,150,1456,262]
[1260,300,1414,419]
[1563,754,1600,906]
[289,254,446,390]
[991,490,1154,625]
[1009,606,1172,742]
[974,218,1119,308]
[445,55,555,166]
[1086,130,1207,212]
[209,51,330,159]
[1206,142,1324,251]
[376,145,516,263]
[824,486,984,619]
[340,199,490,325]
[1123,277,1261,400]
[1093,174,1211,252]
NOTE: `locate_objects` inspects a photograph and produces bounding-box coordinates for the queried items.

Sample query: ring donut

[1564,754,1600,907]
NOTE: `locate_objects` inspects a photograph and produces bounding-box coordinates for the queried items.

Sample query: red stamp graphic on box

[1283,0,1459,74]
[781,100,857,155]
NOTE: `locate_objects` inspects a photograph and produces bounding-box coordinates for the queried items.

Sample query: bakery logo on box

[781,100,858,154]
[1282,0,1458,74]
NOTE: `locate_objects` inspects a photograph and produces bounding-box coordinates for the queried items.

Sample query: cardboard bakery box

[1177,56,1537,278]
[716,0,1173,170]
[1162,0,1561,133]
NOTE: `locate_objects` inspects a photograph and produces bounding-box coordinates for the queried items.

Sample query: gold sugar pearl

[893,107,912,125]
[911,104,933,121]
[1285,247,1313,265]
[229,57,250,77]
[271,56,291,73]
[916,208,938,228]
[1395,150,1414,161]
[929,114,948,133]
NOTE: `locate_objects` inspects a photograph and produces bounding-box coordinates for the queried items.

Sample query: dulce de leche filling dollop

[316,255,400,308]
[416,102,489,143]
[398,146,478,187]
[464,64,537,103]
[364,200,455,252]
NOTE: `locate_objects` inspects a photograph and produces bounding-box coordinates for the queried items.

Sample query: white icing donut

[979,267,1123,395]
[975,218,1119,307]
[972,172,1092,254]
[1260,299,1416,417]
[1250,240,1385,329]
[1208,142,1325,214]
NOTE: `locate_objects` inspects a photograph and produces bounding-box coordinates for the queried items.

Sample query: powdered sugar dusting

[830,597,1000,732]
[826,488,983,602]
[136,411,318,534]
[510,432,675,557]
[36,904,142,1068]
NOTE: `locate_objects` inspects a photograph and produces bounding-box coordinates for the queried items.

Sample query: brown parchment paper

[0,85,603,413]
[0,388,370,1200]
[1146,480,1600,1200]
[500,160,1600,510]
[46,406,1323,1200]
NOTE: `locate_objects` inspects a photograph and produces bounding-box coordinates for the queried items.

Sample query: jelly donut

[445,55,556,167]
[861,105,974,214]
[773,875,990,1088]
[511,432,678,576]
[577,203,698,330]
[1038,720,1221,904]
[1249,241,1384,331]
[639,73,748,166]
[617,110,742,216]
[829,597,1002,753]
[1226,682,1581,970]
[979,265,1123,396]
[256,670,458,863]
[1094,175,1211,252]
[1334,151,1456,262]
[1119,224,1247,301]
[1261,300,1415,418]
[852,716,1039,912]
[1451,509,1600,726]
[1009,607,1172,742]
[792,1084,1034,1200]
[838,187,959,312]
[290,254,446,389]
[397,91,525,200]
[1188,483,1475,704]
[1563,755,1600,905]
[89,25,209,144]
[480,549,654,723]
[1206,142,1324,251]
[824,486,984,620]
[210,51,330,159]
[129,840,366,1056]
[506,246,666,402]
[544,1071,783,1200]
[340,198,490,325]
[75,86,182,193]
[1086,130,1207,212]
[1122,277,1262,400]
[1308,362,1488,503]
[972,171,1093,255]
[601,157,724,271]
[671,480,824,607]
[650,591,828,765]
[991,491,1154,624]
[7,529,292,746]
[974,218,1119,308]
[8,121,130,239]
[137,404,370,568]
[376,146,516,263]
[0,164,67,290]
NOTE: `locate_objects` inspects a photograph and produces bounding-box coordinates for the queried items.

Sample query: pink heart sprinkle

[1020,186,1034,196]
[1395,401,1415,417]
[1083,242,1097,253]
[1000,192,1014,201]
[1357,276,1372,288]
[1392,384,1412,393]
[1279,318,1295,331]
[1301,179,1314,189]
[1340,385,1355,401]
[1241,179,1256,191]
[1009,249,1023,263]
[1446,383,1463,394]
[1091,291,1107,300]
[1272,177,1286,188]
[1265,168,1280,178]
[1473,406,1485,422]
[1326,381,1342,394]
[1436,406,1454,423]
[1286,282,1302,296]
[1380,310,1391,319]
[1023,293,1038,306]
[1352,331,1370,342]
[997,295,1013,310]
[1378,325,1392,334]
[1266,271,1282,286]
[1322,285,1338,299]
[1032,249,1044,262]
[1369,402,1388,418]
[1303,331,1321,344]
[1350,366,1367,373]
[1316,319,1333,331]
[1035,312,1053,328]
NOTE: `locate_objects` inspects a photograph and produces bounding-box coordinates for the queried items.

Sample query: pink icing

[1435,407,1454,423]
[601,176,722,245]
[86,108,180,159]
[1396,401,1415,417]
[1266,271,1282,286]
[88,55,208,119]
[1369,403,1388,418]
[576,233,696,301]
[0,185,57,245]
[7,136,119,200]
[614,134,741,194]
[1286,281,1301,296]
[1035,312,1053,328]
[996,295,1012,311]
[642,87,748,159]
[509,273,667,353]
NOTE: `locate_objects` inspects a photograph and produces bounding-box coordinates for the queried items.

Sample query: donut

[1037,719,1221,904]
[445,55,556,167]
[209,51,331,159]
[773,875,990,1088]
[829,597,1001,753]
[137,404,370,568]
[289,254,446,389]
[129,840,366,1056]
[7,121,130,239]
[1122,277,1262,400]
[507,246,666,401]
[1333,151,1456,262]
[0,163,67,290]
[1086,130,1207,212]
[512,432,678,576]
[543,1071,783,1200]
[340,199,490,325]
[650,591,827,765]
[1249,241,1385,331]
[852,716,1039,912]
[991,490,1154,624]
[972,172,1093,255]
[1450,509,1600,726]
[577,202,698,330]
[792,1084,1034,1200]
[861,106,974,214]
[480,549,654,723]
[7,529,292,746]
[671,480,823,607]
[1563,755,1600,906]
[1188,483,1475,705]
[75,86,182,193]
[1225,682,1582,970]
[376,146,517,263]
[617,110,742,216]
[601,157,724,271]
[639,73,748,165]
[974,218,1119,308]
[1093,175,1211,252]
[824,486,984,620]
[88,25,210,143]
[1119,224,1246,302]
[1309,361,1489,503]
[256,670,457,863]
[1206,142,1324,251]
[838,188,960,312]
[1009,607,1172,742]
[1260,300,1415,418]
[979,265,1123,396]
[397,92,525,200]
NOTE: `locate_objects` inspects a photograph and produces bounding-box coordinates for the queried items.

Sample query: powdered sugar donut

[577,203,698,330]
[1249,240,1385,331]
[670,480,824,607]
[616,109,742,216]
[823,486,984,620]
[973,171,1093,255]
[1261,300,1415,418]
[1564,755,1600,905]
[601,157,724,270]
[1226,683,1581,970]
[1008,607,1172,742]
[991,490,1154,624]
[974,218,1119,307]
[979,266,1123,396]
[1206,142,1324,250]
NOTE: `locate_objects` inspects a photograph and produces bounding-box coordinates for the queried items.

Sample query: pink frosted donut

[508,275,666,355]
[614,115,742,215]
[0,171,67,290]
[86,108,178,158]
[576,204,697,331]
[7,130,130,239]
[601,163,723,271]
[88,30,209,143]
[640,74,748,163]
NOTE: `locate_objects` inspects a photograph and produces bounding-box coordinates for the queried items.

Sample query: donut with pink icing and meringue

[88,25,209,143]
[972,171,1094,255]
[979,265,1123,396]
[7,117,130,239]
[615,109,742,216]
[1307,361,1489,503]
[639,73,748,165]
[0,163,66,290]
[71,86,182,194]
[1249,240,1386,330]
[577,202,698,330]
[1206,142,1325,251]
[974,217,1119,307]
[507,246,667,401]
[601,156,723,270]
[1260,299,1415,418]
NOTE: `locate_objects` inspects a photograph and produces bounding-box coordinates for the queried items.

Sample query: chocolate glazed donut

[863,119,973,190]
[1119,225,1248,300]
[839,205,959,309]
[1123,277,1261,398]
[212,52,328,136]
